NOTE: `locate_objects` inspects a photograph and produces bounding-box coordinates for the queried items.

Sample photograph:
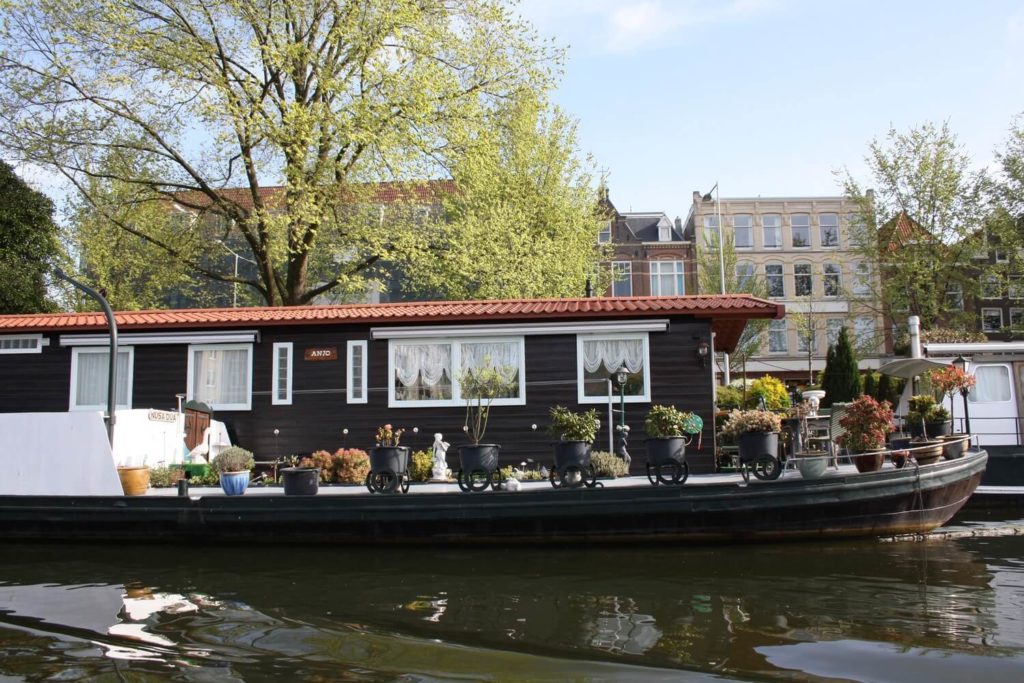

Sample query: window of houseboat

[69,347,133,411]
[272,342,293,405]
[389,337,525,408]
[347,340,368,404]
[969,365,1012,403]
[577,333,650,404]
[187,344,253,411]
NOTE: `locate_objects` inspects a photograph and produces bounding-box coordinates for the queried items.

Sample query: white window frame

[823,263,842,298]
[982,275,1002,299]
[765,262,785,298]
[388,337,526,408]
[702,215,719,247]
[981,308,1004,333]
[820,213,840,248]
[946,282,965,310]
[272,342,293,406]
[650,260,685,296]
[1010,308,1024,330]
[186,343,253,411]
[347,340,368,404]
[853,262,872,297]
[794,262,813,297]
[763,214,782,249]
[69,346,134,411]
[791,214,811,248]
[659,218,672,242]
[0,333,46,354]
[576,332,651,405]
[826,318,844,346]
[767,320,787,353]
[733,215,753,249]
[598,220,612,244]
[1009,275,1024,299]
[612,261,632,297]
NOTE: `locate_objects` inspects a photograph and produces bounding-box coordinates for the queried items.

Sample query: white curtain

[969,366,1011,403]
[582,338,644,375]
[461,341,519,383]
[394,343,451,387]
[75,351,130,407]
[193,348,249,405]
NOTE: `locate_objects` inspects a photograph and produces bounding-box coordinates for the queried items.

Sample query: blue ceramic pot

[219,471,250,496]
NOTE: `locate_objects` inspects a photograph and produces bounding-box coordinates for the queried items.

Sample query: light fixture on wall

[696,341,710,368]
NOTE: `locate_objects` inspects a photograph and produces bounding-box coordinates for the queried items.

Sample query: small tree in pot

[212,446,255,496]
[644,404,698,486]
[456,365,515,492]
[366,424,410,494]
[836,395,894,472]
[930,365,976,459]
[547,405,599,488]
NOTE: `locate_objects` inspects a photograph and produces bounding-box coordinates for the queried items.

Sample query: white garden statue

[431,433,450,481]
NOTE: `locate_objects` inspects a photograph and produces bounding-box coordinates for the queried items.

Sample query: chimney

[692,191,702,204]
[909,315,921,359]
[674,216,683,232]
[584,277,594,298]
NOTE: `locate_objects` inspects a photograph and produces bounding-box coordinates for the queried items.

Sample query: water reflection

[1,533,1023,682]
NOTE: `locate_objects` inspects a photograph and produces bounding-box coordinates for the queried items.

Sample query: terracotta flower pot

[853,451,884,473]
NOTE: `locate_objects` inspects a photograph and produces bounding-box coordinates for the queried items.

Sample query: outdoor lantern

[952,354,972,437]
[696,341,710,368]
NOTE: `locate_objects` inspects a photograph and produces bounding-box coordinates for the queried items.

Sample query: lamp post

[952,355,972,438]
[613,364,631,465]
[702,183,730,385]
[217,240,256,307]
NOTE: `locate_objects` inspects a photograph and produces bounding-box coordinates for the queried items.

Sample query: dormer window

[659,218,673,242]
[598,220,612,243]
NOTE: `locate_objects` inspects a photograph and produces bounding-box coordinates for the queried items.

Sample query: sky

[517,0,1024,221]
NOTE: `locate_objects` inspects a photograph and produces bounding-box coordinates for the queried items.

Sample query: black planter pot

[280,467,320,496]
[645,437,688,466]
[925,421,952,438]
[554,440,592,469]
[458,444,501,473]
[369,446,410,474]
[737,431,779,465]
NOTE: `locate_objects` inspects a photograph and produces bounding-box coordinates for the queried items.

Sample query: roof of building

[620,212,684,242]
[0,295,784,352]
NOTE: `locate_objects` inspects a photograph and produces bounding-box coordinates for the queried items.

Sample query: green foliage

[548,406,599,443]
[410,450,433,482]
[746,376,791,411]
[719,409,783,438]
[0,161,62,313]
[0,0,563,306]
[590,451,629,478]
[402,91,608,300]
[877,373,896,407]
[862,372,877,400]
[836,395,894,453]
[149,466,186,488]
[715,384,743,410]
[212,447,254,473]
[644,405,697,438]
[459,365,516,444]
[189,466,219,486]
[821,328,860,407]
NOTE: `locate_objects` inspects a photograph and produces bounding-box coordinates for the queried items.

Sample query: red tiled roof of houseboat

[0,295,783,352]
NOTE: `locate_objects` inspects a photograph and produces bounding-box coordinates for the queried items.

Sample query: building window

[272,342,293,405]
[187,344,253,411]
[820,213,839,247]
[612,261,632,297]
[389,337,524,408]
[702,215,719,247]
[1011,308,1024,330]
[854,316,875,348]
[1009,275,1024,299]
[347,340,368,404]
[995,249,1009,263]
[598,220,612,244]
[797,324,815,354]
[659,218,672,242]
[794,262,813,297]
[578,333,650,404]
[946,283,964,310]
[768,320,787,353]
[853,263,871,296]
[826,318,843,346]
[69,347,133,411]
[982,308,1004,333]
[765,263,784,298]
[735,261,755,289]
[0,334,44,354]
[733,214,753,248]
[823,262,842,297]
[982,275,1002,299]
[763,214,782,249]
[791,214,810,248]
[650,260,685,296]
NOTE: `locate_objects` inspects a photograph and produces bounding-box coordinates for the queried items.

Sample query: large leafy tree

[841,122,995,331]
[400,92,606,300]
[0,0,562,306]
[0,161,62,313]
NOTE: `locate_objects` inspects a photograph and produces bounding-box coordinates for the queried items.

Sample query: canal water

[1,516,1023,682]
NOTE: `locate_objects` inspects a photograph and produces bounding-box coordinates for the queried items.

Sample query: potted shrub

[720,408,782,467]
[279,455,320,496]
[367,424,409,493]
[907,395,951,438]
[836,395,894,473]
[644,404,699,485]
[547,405,599,487]
[930,365,976,459]
[212,446,255,496]
[456,365,514,492]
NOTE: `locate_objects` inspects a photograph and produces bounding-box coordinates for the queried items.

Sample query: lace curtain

[193,348,249,405]
[75,350,130,407]
[581,338,644,375]
[461,341,519,383]
[969,366,1011,403]
[394,343,452,387]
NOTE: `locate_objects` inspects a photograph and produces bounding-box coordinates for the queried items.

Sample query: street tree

[0,0,563,306]
[841,122,995,331]
[0,161,62,313]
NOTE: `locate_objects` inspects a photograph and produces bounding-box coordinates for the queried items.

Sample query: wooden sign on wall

[304,347,338,361]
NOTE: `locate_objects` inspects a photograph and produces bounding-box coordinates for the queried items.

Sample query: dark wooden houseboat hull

[0,450,987,545]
